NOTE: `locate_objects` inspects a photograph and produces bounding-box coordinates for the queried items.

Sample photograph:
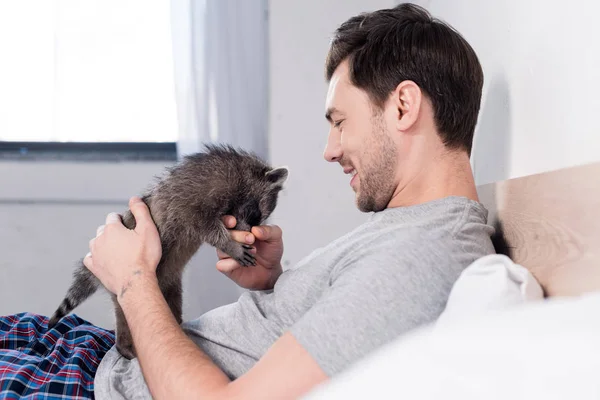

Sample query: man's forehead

[325,73,342,109]
[325,65,351,114]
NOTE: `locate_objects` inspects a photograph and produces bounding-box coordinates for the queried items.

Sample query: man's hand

[84,196,162,298]
[83,207,325,400]
[216,216,283,290]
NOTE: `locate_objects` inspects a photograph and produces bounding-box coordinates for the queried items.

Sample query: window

[0,0,178,145]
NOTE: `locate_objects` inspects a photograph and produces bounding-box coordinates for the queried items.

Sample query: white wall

[0,0,400,328]
[268,0,396,268]
[269,0,600,265]
[9,0,588,327]
[0,161,242,328]
[417,0,600,185]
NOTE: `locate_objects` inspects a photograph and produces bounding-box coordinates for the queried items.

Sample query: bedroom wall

[267,0,395,268]
[415,0,600,185]
[0,161,241,328]
[269,0,600,266]
[0,0,397,327]
[7,0,584,327]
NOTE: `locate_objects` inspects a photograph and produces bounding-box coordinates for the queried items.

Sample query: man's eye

[334,119,344,128]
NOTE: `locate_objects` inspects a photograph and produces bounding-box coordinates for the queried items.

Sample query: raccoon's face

[232,166,288,231]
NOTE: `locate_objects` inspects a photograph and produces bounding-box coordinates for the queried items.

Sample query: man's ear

[393,80,422,131]
[266,167,289,187]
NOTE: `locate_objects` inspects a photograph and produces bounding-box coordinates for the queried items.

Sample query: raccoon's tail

[48,259,101,329]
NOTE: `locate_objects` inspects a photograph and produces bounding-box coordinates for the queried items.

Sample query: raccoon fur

[48,143,288,359]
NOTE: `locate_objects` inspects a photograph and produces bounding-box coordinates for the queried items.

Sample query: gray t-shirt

[95,196,495,399]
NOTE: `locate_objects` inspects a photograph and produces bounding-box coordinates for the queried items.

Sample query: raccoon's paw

[218,240,256,267]
[233,244,256,267]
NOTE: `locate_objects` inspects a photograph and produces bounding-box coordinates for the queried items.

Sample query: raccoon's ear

[265,166,288,187]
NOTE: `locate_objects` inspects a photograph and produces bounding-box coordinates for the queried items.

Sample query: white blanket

[303,255,600,400]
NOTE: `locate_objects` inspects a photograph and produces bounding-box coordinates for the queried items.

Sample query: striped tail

[48,259,101,329]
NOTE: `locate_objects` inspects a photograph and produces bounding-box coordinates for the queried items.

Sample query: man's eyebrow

[325,107,341,122]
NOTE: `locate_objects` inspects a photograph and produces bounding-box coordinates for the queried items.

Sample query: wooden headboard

[477,161,600,297]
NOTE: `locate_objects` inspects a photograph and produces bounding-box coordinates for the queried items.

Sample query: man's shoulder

[343,213,480,255]
[332,199,493,277]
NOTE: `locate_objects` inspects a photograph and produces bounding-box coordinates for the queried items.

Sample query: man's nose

[323,129,342,162]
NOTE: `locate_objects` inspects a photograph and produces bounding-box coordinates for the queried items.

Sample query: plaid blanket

[0,313,115,399]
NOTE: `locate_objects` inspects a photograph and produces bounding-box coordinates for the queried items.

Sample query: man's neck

[387,149,478,208]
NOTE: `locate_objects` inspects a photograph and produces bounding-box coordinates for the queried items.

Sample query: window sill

[0,142,177,162]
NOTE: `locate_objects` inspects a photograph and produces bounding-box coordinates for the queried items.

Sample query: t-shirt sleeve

[288,242,454,376]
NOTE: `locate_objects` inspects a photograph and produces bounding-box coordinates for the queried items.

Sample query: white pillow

[436,254,544,327]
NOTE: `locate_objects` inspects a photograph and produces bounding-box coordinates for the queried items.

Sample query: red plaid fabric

[0,312,115,399]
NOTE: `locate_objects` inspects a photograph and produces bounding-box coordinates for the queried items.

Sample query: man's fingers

[226,225,282,245]
[128,197,154,232]
[216,249,230,260]
[96,225,105,236]
[221,215,237,229]
[216,259,240,273]
[83,252,93,270]
[105,212,122,225]
[229,230,255,244]
[252,225,282,242]
[221,215,254,244]
[217,247,255,260]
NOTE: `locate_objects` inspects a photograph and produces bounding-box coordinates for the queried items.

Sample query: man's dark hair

[326,3,483,155]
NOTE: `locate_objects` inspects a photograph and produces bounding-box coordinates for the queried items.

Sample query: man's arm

[118,274,327,399]
[86,197,328,400]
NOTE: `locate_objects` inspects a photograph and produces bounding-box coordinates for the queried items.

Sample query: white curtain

[170,0,269,160]
[168,0,269,317]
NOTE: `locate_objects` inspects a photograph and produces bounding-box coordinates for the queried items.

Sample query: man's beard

[356,114,398,213]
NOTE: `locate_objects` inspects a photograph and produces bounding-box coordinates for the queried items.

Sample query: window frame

[0,141,177,162]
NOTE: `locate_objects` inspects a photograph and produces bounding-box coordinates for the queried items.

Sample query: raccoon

[48,143,288,359]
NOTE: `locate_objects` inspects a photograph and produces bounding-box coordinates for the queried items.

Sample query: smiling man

[85,3,496,400]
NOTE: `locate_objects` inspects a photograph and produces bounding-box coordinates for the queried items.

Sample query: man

[2,3,495,399]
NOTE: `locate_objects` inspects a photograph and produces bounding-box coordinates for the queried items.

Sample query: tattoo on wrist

[119,282,132,299]
[118,270,143,299]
